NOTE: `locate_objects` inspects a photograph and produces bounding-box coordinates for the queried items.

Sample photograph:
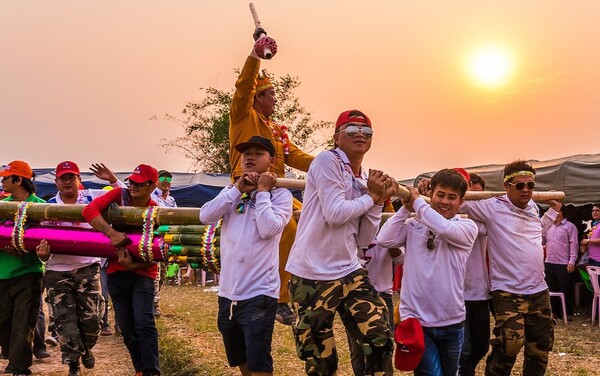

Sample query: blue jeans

[415,322,464,376]
[108,271,159,376]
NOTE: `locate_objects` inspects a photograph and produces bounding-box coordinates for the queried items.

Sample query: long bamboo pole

[0,180,564,226]
[276,178,565,201]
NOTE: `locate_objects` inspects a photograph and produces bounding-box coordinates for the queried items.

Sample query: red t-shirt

[82,188,158,279]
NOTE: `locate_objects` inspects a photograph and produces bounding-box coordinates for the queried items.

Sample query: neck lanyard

[330,150,368,195]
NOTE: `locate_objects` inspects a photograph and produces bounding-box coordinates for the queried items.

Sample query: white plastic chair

[548,292,568,325]
[586,265,600,326]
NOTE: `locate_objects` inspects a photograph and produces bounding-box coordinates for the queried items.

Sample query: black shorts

[217,294,277,372]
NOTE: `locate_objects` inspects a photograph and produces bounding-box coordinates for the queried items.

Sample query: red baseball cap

[0,160,34,179]
[335,110,372,128]
[394,317,425,371]
[56,161,80,178]
[126,164,158,183]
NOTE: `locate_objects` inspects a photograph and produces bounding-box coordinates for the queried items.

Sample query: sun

[467,46,514,88]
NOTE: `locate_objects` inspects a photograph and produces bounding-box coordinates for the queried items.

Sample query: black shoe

[275,303,296,326]
[33,348,50,359]
[68,360,80,376]
[81,349,95,369]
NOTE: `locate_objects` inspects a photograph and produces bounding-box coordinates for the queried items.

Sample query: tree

[160,71,333,174]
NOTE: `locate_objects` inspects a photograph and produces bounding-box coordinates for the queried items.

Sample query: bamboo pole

[276,178,565,201]
[0,202,201,226]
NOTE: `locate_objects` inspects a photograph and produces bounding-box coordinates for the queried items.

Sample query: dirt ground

[0,309,133,376]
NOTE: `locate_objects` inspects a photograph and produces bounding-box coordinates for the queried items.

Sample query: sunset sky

[1,1,599,181]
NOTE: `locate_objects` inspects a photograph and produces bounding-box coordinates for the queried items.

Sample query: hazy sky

[2,1,599,180]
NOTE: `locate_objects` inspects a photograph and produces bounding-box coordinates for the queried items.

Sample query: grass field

[157,285,600,376]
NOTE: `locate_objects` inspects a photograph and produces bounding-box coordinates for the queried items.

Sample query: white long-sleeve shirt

[378,198,478,327]
[285,148,382,280]
[200,185,292,301]
[44,187,124,272]
[361,243,402,294]
[464,221,490,301]
[462,195,556,295]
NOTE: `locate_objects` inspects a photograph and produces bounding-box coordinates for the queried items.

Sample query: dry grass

[158,286,600,375]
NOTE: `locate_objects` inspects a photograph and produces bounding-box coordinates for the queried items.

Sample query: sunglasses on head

[339,125,373,139]
[159,176,172,183]
[507,181,535,191]
[426,230,436,251]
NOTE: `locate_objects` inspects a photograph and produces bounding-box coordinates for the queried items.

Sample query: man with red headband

[82,164,160,376]
[286,110,397,375]
[460,160,560,376]
[229,32,314,325]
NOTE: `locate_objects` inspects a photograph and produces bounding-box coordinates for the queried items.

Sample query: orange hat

[256,71,273,94]
[0,160,34,179]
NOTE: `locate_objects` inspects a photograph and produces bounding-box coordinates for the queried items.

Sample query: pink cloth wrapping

[0,224,167,261]
[253,36,277,59]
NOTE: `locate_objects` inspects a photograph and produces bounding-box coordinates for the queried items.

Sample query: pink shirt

[588,224,600,262]
[462,196,555,295]
[544,219,579,265]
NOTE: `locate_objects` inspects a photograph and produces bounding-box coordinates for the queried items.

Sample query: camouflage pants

[289,269,393,376]
[485,289,554,376]
[45,263,102,363]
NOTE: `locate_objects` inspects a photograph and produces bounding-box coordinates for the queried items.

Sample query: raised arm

[230,55,260,124]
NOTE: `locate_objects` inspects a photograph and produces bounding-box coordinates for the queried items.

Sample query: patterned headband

[503,170,535,182]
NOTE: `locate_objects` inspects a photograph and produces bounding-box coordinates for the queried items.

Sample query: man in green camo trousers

[461,161,559,375]
[285,110,397,375]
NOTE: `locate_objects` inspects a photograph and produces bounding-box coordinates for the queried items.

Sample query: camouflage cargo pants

[45,263,102,363]
[486,289,554,376]
[289,269,393,376]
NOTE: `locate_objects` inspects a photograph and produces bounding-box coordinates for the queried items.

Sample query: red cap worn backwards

[126,164,158,184]
[56,161,80,178]
[335,110,372,128]
[394,317,425,371]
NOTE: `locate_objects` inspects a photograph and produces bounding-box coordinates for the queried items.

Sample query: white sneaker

[203,286,219,293]
[45,336,59,347]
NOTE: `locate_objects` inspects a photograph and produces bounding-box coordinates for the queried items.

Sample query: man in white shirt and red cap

[286,110,396,375]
